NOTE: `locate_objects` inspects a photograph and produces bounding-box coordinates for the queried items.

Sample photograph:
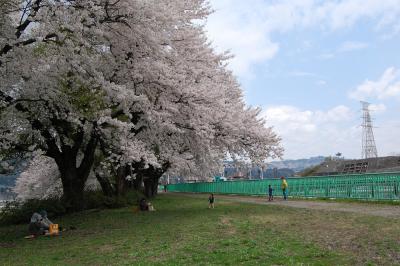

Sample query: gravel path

[172,193,400,218]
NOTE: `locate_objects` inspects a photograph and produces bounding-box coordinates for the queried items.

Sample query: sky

[206,0,400,160]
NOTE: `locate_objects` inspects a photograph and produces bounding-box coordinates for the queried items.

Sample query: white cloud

[263,105,317,134]
[349,67,400,100]
[316,80,327,86]
[374,120,400,156]
[369,103,387,113]
[289,71,317,77]
[321,0,400,30]
[206,1,280,78]
[317,105,353,122]
[207,0,400,77]
[261,104,400,159]
[261,105,358,159]
[338,41,369,52]
[319,53,335,60]
[318,41,368,60]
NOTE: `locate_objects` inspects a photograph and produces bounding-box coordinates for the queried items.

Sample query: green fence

[166,172,400,200]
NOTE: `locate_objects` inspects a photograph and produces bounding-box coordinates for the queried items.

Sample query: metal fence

[166,172,400,200]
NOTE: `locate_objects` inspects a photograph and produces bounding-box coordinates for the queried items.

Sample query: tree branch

[0,33,59,66]
[15,0,43,38]
[77,124,99,179]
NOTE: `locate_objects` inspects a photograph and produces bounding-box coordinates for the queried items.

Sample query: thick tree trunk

[95,173,114,197]
[130,161,169,198]
[138,163,169,198]
[16,91,99,212]
[57,158,87,211]
[61,172,86,211]
[152,176,160,196]
[53,129,98,211]
[143,177,153,198]
[116,165,130,196]
[143,175,161,198]
[132,174,143,190]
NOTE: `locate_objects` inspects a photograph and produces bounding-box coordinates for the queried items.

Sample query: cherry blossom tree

[121,1,283,196]
[13,153,99,201]
[1,0,283,205]
[13,155,63,201]
[0,0,186,208]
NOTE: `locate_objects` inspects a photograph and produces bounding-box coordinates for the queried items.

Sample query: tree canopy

[1,0,283,210]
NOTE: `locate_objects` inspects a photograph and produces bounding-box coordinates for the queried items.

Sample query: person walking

[281,176,288,200]
[208,194,215,209]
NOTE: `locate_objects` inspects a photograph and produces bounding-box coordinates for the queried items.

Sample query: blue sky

[206,0,400,159]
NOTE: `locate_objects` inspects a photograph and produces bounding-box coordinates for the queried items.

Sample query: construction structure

[361,101,378,159]
[313,156,400,176]
[305,102,400,176]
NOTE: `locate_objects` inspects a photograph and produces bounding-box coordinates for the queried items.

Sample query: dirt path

[171,193,400,218]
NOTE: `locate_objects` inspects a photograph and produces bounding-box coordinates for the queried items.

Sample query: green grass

[300,196,400,205]
[263,194,400,205]
[1,194,400,265]
[205,192,400,205]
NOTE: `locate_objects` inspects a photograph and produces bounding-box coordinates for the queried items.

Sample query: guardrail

[166,172,400,200]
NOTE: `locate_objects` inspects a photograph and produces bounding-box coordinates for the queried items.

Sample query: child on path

[281,176,288,200]
[268,185,273,201]
[208,194,215,209]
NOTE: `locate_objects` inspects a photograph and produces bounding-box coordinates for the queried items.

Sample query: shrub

[0,197,66,225]
[0,189,144,225]
[84,189,144,209]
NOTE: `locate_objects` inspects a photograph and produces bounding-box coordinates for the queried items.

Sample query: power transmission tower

[361,101,378,159]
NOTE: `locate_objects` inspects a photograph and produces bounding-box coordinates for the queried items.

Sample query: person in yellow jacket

[280,176,288,200]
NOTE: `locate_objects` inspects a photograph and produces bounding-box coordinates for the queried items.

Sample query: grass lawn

[1,194,400,265]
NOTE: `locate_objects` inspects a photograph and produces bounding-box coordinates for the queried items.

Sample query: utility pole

[361,101,378,159]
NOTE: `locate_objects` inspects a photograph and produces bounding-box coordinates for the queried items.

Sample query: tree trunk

[59,166,86,211]
[53,130,98,211]
[152,176,160,196]
[143,177,153,198]
[62,177,85,211]
[130,160,169,198]
[95,173,114,197]
[133,174,143,191]
[143,175,161,198]
[116,165,130,196]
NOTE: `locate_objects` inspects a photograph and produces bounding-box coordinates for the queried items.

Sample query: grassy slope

[1,194,399,265]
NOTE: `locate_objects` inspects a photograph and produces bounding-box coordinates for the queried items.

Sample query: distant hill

[267,156,326,173]
[221,156,326,179]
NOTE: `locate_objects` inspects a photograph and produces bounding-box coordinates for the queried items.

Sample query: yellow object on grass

[49,224,59,235]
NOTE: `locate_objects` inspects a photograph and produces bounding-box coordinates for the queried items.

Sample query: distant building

[314,156,400,176]
[223,161,295,179]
